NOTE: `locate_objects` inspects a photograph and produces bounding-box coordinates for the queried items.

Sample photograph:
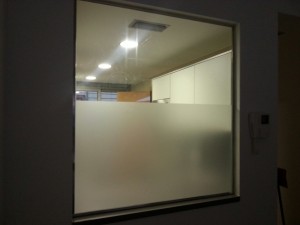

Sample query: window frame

[73,0,239,223]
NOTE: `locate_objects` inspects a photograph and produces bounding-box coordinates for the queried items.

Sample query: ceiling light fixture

[129,20,169,32]
[86,75,96,81]
[98,63,112,69]
[120,40,138,49]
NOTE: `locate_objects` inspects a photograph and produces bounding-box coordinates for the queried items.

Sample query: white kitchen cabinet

[195,52,231,105]
[170,66,194,104]
[152,74,170,101]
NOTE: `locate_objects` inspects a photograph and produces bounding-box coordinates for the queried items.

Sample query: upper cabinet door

[195,52,232,105]
[152,74,171,101]
[170,66,195,104]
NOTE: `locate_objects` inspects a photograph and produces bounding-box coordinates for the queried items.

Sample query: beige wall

[278,14,300,225]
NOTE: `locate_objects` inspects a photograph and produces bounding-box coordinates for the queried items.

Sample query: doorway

[278,13,300,225]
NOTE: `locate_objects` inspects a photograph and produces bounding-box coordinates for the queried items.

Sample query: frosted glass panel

[75,101,232,213]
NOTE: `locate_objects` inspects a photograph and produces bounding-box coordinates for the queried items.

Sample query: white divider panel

[195,52,232,105]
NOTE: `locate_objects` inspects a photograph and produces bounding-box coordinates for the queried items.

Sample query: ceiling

[76,0,232,85]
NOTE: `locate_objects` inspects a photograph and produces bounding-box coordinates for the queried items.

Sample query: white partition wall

[152,75,171,101]
[170,66,195,104]
[195,52,232,105]
[75,101,232,213]
[152,52,232,105]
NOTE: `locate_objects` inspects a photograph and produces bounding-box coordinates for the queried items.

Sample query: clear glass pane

[87,91,98,101]
[100,92,117,102]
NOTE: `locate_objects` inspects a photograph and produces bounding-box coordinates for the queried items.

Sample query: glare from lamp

[120,40,138,49]
[98,63,112,69]
[86,76,96,81]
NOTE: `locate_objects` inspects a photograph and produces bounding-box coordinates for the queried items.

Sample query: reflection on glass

[75,0,234,215]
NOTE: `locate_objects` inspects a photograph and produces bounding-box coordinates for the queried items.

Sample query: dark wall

[3,0,282,225]
[0,0,4,223]
[4,1,74,224]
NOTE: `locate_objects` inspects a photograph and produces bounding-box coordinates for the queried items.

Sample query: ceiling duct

[129,20,169,32]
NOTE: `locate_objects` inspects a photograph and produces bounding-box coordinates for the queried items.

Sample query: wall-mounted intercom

[248,112,270,153]
[248,112,270,139]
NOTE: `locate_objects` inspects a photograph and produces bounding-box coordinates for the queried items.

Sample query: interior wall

[3,0,282,225]
[4,1,74,225]
[278,13,300,225]
[277,0,300,17]
[0,0,4,223]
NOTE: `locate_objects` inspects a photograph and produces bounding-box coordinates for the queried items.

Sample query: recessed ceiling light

[76,91,80,94]
[120,40,138,49]
[98,63,111,69]
[86,76,96,81]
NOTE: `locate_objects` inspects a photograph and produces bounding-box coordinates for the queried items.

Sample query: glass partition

[75,102,232,213]
[75,0,235,217]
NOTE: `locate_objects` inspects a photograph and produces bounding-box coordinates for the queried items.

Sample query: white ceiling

[76,0,232,85]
